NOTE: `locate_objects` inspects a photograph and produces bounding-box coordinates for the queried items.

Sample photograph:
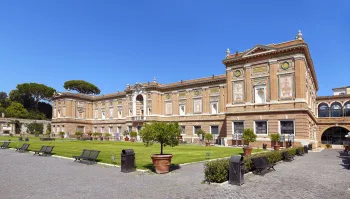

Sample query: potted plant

[196,129,205,143]
[129,131,138,142]
[93,132,99,140]
[25,137,29,141]
[75,131,83,140]
[87,132,93,139]
[270,133,281,151]
[242,128,257,156]
[139,121,181,174]
[204,133,213,146]
[104,133,111,141]
[59,131,65,138]
[34,131,40,137]
[326,144,332,149]
[123,130,130,141]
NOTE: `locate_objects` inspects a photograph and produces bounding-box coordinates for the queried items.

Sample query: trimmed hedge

[204,147,303,183]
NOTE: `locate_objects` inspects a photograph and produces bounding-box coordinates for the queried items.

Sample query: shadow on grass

[143,163,181,173]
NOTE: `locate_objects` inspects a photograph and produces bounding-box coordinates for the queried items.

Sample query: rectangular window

[109,108,113,118]
[57,109,61,118]
[109,127,113,134]
[101,111,106,119]
[193,126,201,135]
[233,122,244,134]
[61,125,65,133]
[129,109,132,116]
[148,108,152,115]
[210,102,218,114]
[57,126,60,133]
[94,110,98,119]
[77,126,84,133]
[52,125,55,133]
[255,121,268,134]
[179,105,185,115]
[101,127,104,133]
[53,108,56,118]
[210,126,219,135]
[193,99,202,113]
[94,127,97,133]
[128,126,132,133]
[165,102,172,115]
[180,126,186,135]
[118,109,122,118]
[117,127,121,134]
[280,121,295,135]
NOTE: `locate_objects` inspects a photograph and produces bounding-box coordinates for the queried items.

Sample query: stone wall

[0,118,51,135]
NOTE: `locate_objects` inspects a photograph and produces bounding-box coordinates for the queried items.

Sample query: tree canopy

[4,102,29,119]
[63,80,101,95]
[139,121,181,155]
[16,83,56,109]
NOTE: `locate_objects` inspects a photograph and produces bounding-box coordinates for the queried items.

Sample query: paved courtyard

[0,149,349,199]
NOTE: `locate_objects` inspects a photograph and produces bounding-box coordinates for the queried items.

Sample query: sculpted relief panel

[233,81,244,103]
[279,75,294,99]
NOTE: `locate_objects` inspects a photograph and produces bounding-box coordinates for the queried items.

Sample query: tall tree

[64,80,101,95]
[16,83,56,109]
[9,89,34,109]
[0,92,7,102]
[4,102,29,118]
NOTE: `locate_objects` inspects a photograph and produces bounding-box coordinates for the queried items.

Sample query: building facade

[51,31,350,147]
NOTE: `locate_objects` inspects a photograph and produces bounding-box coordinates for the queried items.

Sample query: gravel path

[0,149,349,199]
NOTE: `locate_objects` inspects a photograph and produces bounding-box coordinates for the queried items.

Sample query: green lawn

[0,136,260,170]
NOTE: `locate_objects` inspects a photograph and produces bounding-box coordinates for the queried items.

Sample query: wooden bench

[282,151,294,162]
[34,146,54,156]
[73,149,100,163]
[0,141,10,149]
[252,156,276,174]
[16,143,30,153]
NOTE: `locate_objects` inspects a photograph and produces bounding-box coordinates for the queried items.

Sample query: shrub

[75,131,83,138]
[122,130,129,137]
[93,132,101,137]
[59,132,65,137]
[196,129,205,138]
[204,158,230,183]
[104,133,111,138]
[204,147,300,183]
[326,144,332,148]
[242,128,256,146]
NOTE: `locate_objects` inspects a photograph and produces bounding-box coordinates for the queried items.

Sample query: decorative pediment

[242,45,276,58]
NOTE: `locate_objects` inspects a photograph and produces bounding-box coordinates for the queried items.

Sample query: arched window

[318,103,329,117]
[330,102,342,117]
[344,101,350,117]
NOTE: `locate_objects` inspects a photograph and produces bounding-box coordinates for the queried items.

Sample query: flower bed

[204,147,303,183]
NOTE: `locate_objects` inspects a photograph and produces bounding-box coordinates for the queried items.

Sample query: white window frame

[179,104,186,116]
[180,125,186,135]
[193,125,201,135]
[53,108,56,118]
[109,126,113,134]
[118,109,122,118]
[210,125,219,135]
[232,121,244,135]
[254,85,266,104]
[94,109,98,119]
[94,127,97,133]
[117,126,121,134]
[57,109,61,118]
[61,125,65,133]
[101,127,104,133]
[254,120,268,135]
[278,120,296,136]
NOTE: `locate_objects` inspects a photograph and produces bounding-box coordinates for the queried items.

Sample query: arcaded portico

[51,31,350,148]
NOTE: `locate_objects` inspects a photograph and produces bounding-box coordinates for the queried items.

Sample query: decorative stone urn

[151,154,173,174]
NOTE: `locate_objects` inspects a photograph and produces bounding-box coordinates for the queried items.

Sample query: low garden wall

[204,147,304,183]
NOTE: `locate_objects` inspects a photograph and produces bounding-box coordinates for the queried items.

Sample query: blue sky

[0,0,349,96]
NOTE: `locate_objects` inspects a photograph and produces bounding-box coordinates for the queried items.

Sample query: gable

[242,45,276,58]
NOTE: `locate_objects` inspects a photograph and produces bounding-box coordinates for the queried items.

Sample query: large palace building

[51,31,350,148]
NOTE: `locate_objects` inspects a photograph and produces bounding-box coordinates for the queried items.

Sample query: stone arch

[319,125,350,145]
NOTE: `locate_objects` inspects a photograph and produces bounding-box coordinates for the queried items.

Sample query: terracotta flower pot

[124,137,129,141]
[130,138,135,142]
[243,147,253,156]
[274,145,280,151]
[151,154,173,174]
[205,142,210,146]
